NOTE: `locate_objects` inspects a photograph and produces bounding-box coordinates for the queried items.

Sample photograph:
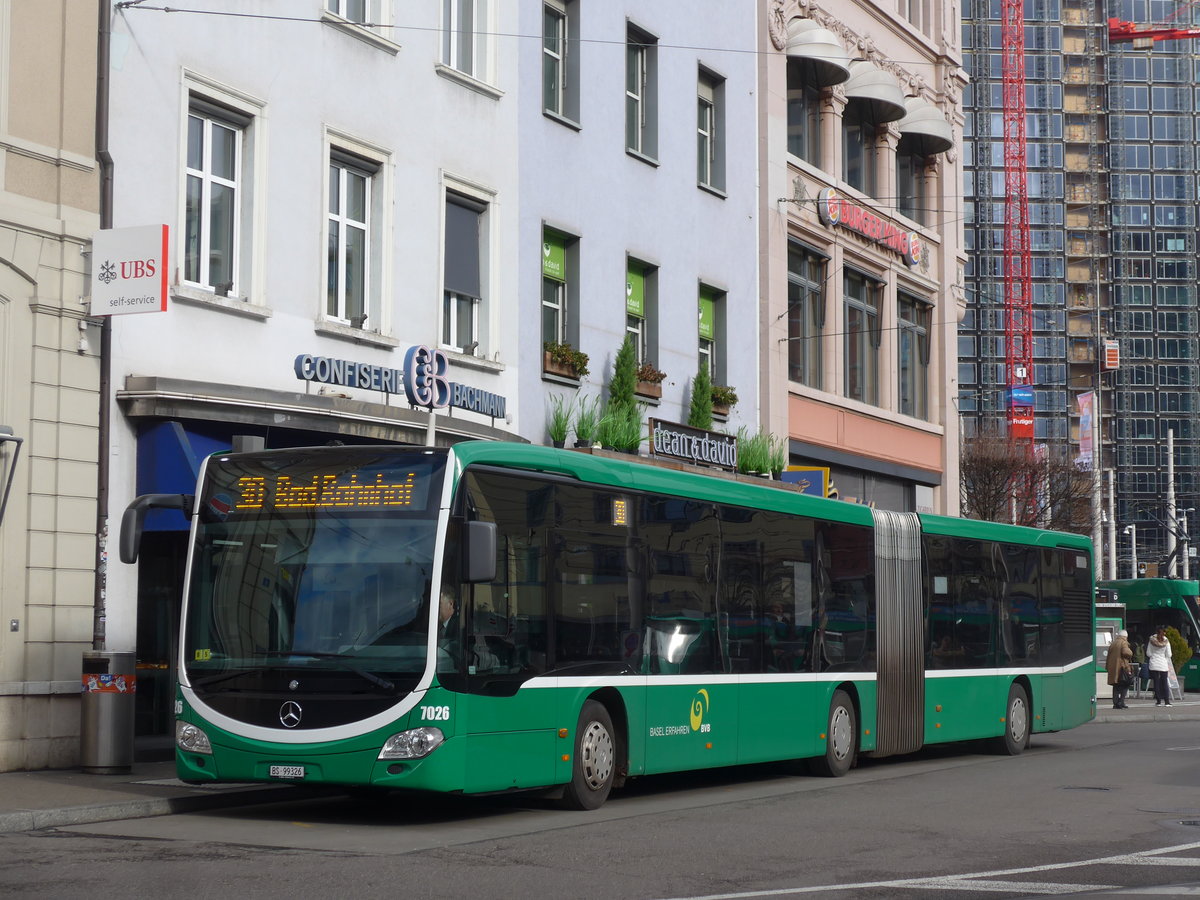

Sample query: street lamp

[1124,524,1137,579]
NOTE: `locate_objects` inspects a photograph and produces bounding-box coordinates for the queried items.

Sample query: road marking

[659,840,1200,899]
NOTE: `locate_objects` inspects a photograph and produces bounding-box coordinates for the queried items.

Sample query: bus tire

[559,700,616,810]
[810,689,857,777]
[995,682,1031,756]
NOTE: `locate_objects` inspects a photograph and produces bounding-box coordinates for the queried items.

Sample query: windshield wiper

[260,650,395,692]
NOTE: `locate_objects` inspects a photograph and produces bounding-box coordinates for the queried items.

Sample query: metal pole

[1125,523,1137,579]
[1106,470,1117,581]
[94,0,114,650]
[1182,509,1193,581]
[1166,429,1177,577]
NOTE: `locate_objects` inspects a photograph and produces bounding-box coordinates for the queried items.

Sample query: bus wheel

[810,689,857,777]
[559,700,616,810]
[995,683,1031,755]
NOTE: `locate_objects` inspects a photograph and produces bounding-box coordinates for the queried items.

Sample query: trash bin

[80,650,136,774]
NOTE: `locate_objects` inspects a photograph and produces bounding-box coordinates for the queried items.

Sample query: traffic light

[1137,562,1148,577]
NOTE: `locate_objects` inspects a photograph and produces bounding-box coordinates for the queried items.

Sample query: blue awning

[137,421,229,531]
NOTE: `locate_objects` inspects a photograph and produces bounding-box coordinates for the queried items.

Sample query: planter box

[635,380,662,399]
[712,403,730,418]
[543,350,580,380]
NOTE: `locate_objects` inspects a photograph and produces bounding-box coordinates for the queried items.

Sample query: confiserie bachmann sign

[649,419,738,471]
[817,187,923,267]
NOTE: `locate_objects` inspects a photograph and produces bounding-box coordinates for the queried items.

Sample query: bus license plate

[269,765,305,779]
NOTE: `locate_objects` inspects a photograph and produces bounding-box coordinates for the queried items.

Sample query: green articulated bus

[1098,578,1200,690]
[121,442,1095,810]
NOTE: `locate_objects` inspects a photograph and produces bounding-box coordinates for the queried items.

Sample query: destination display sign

[233,472,421,511]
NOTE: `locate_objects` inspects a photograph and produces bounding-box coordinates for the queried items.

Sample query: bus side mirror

[120,493,193,564]
[462,520,496,583]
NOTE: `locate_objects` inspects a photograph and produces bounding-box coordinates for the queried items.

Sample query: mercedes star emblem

[279,701,302,728]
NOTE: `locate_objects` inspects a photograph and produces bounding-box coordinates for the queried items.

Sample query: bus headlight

[176,720,213,754]
[378,727,445,760]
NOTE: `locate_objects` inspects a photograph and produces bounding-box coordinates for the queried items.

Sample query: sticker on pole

[90,224,169,315]
[81,674,137,693]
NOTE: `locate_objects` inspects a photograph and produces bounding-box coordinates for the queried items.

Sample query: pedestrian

[1146,626,1174,707]
[1106,629,1133,709]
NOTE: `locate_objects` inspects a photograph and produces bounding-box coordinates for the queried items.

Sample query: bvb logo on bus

[690,689,711,732]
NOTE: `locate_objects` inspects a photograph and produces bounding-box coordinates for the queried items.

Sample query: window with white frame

[326,150,376,328]
[626,259,655,364]
[542,228,569,347]
[444,190,488,354]
[697,69,726,191]
[844,268,881,405]
[184,97,250,296]
[897,292,931,419]
[327,0,374,24]
[443,0,488,80]
[625,24,658,159]
[698,285,725,383]
[542,1,581,121]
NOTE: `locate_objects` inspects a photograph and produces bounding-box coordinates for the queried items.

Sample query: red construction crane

[1108,17,1200,44]
[1002,0,1033,444]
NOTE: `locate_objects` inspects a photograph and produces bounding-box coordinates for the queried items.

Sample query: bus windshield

[182,448,447,695]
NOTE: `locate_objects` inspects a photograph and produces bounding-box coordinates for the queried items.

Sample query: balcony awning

[842,60,907,124]
[785,18,851,87]
[897,97,954,155]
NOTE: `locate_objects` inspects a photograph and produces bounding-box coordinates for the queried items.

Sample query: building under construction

[960,0,1200,574]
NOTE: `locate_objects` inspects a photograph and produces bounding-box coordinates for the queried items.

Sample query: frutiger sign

[817,188,923,267]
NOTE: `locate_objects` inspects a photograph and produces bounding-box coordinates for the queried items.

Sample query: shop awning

[897,97,954,156]
[842,60,907,124]
[785,18,851,87]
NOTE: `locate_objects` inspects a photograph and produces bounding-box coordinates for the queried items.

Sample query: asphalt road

[3,720,1200,899]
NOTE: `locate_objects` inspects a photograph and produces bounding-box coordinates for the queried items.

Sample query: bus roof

[448,442,1093,551]
[1097,578,1200,608]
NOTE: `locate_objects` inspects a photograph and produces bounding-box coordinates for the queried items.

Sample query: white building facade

[99,1,760,749]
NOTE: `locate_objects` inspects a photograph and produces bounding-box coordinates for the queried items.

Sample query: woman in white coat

[1146,626,1174,707]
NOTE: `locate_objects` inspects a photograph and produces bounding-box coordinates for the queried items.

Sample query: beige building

[760,0,966,514]
[0,0,101,771]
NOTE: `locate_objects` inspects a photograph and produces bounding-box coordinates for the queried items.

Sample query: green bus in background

[121,442,1095,810]
[1098,578,1200,691]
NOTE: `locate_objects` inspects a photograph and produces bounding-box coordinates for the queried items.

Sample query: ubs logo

[279,701,303,728]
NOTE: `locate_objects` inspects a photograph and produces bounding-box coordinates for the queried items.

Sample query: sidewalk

[0,698,1197,835]
[0,756,337,835]
[1092,692,1200,723]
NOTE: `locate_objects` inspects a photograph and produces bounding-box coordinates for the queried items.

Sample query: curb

[0,784,334,835]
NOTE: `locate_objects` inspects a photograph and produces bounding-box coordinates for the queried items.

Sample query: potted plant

[688,367,714,430]
[543,341,590,380]
[546,394,573,448]
[635,361,667,400]
[711,384,739,417]
[573,395,599,448]
[736,426,771,477]
[599,403,644,454]
[768,433,788,479]
[608,336,638,408]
